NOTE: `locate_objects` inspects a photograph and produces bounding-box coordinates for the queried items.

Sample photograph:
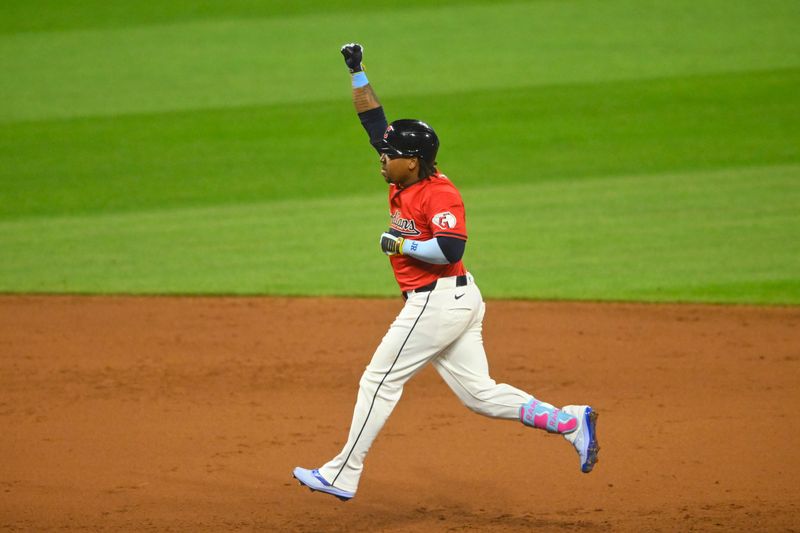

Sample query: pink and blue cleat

[560,405,600,473]
[292,467,355,501]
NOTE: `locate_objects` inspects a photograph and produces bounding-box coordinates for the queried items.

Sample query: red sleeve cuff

[433,231,467,240]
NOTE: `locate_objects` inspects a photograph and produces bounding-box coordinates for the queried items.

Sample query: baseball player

[292,44,599,501]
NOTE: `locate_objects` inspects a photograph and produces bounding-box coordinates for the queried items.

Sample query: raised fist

[340,43,363,73]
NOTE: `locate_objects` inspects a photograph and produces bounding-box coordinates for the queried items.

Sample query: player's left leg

[431,284,574,431]
[431,298,532,420]
[431,280,599,471]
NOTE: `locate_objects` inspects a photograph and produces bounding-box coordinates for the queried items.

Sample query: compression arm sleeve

[401,236,466,265]
[358,106,389,154]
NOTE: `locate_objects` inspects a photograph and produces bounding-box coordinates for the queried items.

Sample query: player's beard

[381,166,393,185]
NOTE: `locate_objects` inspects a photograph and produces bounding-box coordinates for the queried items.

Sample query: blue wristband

[352,71,369,88]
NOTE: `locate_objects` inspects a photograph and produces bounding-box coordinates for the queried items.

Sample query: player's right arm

[341,43,388,153]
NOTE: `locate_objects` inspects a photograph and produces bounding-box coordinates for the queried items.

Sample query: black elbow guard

[358,107,389,154]
[437,236,466,263]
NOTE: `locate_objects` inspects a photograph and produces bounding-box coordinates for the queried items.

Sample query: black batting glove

[380,231,405,256]
[341,43,364,73]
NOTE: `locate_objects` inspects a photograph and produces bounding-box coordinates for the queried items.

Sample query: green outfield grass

[1,165,798,302]
[1,0,799,303]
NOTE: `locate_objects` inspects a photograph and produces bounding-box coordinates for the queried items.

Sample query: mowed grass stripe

[1,0,798,122]
[1,165,797,303]
[2,68,797,219]
[465,165,800,303]
[0,0,489,34]
[0,195,390,296]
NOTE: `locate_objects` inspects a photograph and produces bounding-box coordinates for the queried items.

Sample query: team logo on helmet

[383,125,394,140]
[432,211,457,230]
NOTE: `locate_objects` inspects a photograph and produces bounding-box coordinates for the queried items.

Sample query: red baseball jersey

[388,171,467,291]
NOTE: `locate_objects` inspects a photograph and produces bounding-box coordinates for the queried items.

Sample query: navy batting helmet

[378,119,439,163]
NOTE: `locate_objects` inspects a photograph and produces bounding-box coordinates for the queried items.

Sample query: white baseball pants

[318,274,534,493]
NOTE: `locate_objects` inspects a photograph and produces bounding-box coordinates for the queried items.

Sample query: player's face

[380,153,418,186]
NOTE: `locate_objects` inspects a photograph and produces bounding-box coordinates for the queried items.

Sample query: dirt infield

[1,296,798,531]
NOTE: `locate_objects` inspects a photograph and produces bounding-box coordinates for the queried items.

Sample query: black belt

[403,275,467,299]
